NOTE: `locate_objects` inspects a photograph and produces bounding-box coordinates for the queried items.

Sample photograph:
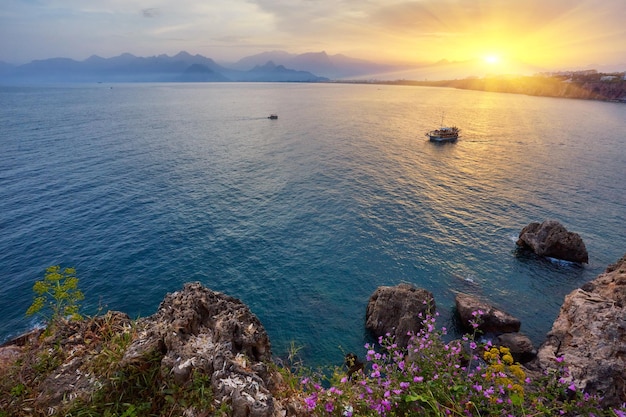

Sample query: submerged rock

[536,254,626,407]
[365,283,435,347]
[517,220,588,263]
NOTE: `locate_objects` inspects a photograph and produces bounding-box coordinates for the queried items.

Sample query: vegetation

[26,265,85,325]
[299,312,626,416]
[2,267,626,416]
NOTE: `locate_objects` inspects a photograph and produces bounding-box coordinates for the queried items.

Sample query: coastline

[337,72,626,103]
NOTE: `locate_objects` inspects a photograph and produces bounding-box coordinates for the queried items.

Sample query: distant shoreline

[336,72,626,103]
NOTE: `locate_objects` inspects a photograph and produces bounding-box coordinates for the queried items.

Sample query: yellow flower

[509,364,526,381]
[502,354,514,365]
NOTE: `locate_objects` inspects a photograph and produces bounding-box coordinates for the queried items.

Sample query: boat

[268,114,278,119]
[426,126,460,142]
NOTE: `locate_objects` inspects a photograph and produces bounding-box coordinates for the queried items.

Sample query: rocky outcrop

[365,283,435,347]
[536,254,626,407]
[122,282,275,417]
[0,283,290,417]
[517,220,588,263]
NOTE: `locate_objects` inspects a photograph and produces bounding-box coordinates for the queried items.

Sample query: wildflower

[343,405,354,417]
[304,394,318,410]
[414,376,424,383]
[325,402,334,413]
[555,356,565,363]
[568,382,576,392]
[329,386,343,395]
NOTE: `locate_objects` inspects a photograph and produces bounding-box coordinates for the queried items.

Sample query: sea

[0,82,624,368]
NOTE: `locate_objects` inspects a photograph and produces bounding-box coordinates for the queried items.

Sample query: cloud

[142,8,160,18]
[0,0,624,68]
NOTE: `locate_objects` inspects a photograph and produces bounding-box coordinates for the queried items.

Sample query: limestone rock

[365,283,435,347]
[536,254,626,407]
[517,220,588,263]
[455,293,521,334]
[122,282,274,417]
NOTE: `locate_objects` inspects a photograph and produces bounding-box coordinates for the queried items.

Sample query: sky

[1,0,625,75]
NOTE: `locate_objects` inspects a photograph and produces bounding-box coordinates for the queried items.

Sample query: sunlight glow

[483,55,500,64]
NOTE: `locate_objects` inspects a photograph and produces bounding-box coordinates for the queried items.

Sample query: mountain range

[0,50,401,83]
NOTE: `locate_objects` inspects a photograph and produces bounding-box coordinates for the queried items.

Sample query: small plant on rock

[26,265,85,327]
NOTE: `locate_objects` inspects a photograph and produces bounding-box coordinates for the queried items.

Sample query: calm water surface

[0,83,624,366]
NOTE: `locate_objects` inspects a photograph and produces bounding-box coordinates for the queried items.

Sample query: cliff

[536,254,626,407]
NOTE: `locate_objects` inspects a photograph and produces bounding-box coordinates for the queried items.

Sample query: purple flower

[568,383,576,392]
[414,376,424,383]
[325,402,334,413]
[304,394,317,410]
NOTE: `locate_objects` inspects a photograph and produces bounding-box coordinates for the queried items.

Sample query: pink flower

[414,376,424,383]
[304,394,317,410]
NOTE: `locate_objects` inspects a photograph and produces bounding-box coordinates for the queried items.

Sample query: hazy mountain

[235,61,327,82]
[230,51,295,71]
[179,64,230,82]
[0,51,327,83]
[0,60,16,76]
[230,50,398,79]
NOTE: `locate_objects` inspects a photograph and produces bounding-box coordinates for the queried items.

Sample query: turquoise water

[0,83,624,366]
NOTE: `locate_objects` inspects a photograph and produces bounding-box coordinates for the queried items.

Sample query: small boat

[268,114,278,120]
[426,126,460,142]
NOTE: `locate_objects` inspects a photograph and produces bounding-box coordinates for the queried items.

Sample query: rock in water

[536,254,626,407]
[455,293,521,334]
[517,220,588,263]
[365,283,435,347]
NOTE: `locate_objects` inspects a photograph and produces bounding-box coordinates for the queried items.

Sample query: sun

[483,54,500,64]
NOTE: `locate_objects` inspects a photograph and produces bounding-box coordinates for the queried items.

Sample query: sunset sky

[2,0,625,75]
